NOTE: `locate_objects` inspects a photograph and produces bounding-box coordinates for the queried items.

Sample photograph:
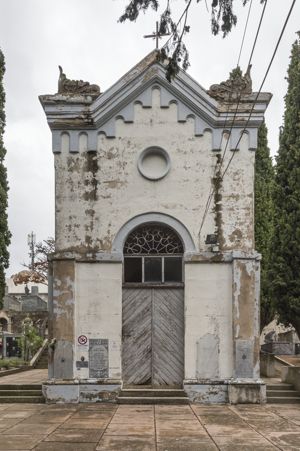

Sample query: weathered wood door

[122,287,184,386]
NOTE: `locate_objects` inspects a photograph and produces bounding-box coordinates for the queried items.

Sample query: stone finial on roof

[207,65,252,101]
[58,66,100,96]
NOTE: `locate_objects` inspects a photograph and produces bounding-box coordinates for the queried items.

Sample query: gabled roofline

[39,50,272,153]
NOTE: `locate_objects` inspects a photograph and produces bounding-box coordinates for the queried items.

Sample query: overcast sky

[0,0,299,277]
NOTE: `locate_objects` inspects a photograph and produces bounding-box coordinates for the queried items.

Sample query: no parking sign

[78,335,88,345]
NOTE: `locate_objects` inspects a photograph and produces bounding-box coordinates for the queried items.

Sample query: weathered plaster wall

[50,260,75,379]
[74,262,122,379]
[54,88,253,254]
[220,134,255,251]
[232,257,260,378]
[184,262,233,380]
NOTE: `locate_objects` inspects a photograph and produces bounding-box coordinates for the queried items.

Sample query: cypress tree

[0,48,11,307]
[271,37,300,337]
[255,121,275,331]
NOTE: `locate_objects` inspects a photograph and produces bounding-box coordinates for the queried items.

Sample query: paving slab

[0,419,26,430]
[0,434,44,450]
[157,438,218,451]
[104,423,155,436]
[0,402,298,450]
[34,443,96,451]
[217,445,278,451]
[59,419,110,429]
[2,405,43,412]
[156,421,207,439]
[213,434,276,448]
[266,431,300,449]
[71,411,115,420]
[246,418,300,433]
[1,411,37,419]
[96,435,156,450]
[2,422,59,435]
[191,406,230,416]
[0,370,47,385]
[45,427,104,442]
[20,413,72,425]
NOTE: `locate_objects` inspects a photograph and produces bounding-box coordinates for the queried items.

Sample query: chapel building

[40,51,271,403]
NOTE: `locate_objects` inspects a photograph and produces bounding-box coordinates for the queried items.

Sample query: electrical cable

[198,0,296,237]
[198,0,262,237]
[247,0,268,67]
[237,0,253,67]
[221,0,296,180]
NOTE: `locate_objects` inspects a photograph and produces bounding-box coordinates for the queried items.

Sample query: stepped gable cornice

[39,51,272,152]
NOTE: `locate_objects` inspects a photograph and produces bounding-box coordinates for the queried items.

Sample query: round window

[138,147,171,181]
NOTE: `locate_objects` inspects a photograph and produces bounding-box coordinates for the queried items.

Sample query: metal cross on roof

[144,21,170,49]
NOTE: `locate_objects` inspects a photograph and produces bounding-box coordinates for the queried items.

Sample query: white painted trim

[137,146,171,181]
[112,212,196,254]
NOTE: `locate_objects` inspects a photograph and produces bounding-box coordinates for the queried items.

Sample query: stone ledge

[44,378,122,385]
[48,251,123,262]
[42,380,122,403]
[184,251,261,263]
[184,379,266,404]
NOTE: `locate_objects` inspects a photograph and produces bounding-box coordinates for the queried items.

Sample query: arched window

[123,224,183,284]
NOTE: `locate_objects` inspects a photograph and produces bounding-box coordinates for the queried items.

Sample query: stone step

[119,389,186,398]
[267,390,300,398]
[0,396,45,404]
[0,385,42,390]
[266,384,294,391]
[0,390,42,396]
[267,397,300,404]
[35,364,48,369]
[118,396,189,405]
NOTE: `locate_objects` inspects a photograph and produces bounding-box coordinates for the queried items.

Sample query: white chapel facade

[40,52,271,403]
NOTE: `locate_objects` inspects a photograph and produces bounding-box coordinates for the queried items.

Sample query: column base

[184,379,266,404]
[228,379,266,404]
[42,379,122,403]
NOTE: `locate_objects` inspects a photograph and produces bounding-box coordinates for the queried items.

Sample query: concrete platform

[0,402,299,449]
[0,369,48,385]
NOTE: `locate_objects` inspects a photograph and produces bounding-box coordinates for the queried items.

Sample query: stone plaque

[76,360,88,369]
[235,339,253,378]
[89,339,109,378]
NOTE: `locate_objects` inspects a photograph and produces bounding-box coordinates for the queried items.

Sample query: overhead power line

[198,0,265,237]
[237,0,254,67]
[198,0,296,238]
[247,0,268,67]
[221,0,297,180]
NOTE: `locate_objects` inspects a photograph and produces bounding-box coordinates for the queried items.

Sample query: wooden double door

[122,287,184,386]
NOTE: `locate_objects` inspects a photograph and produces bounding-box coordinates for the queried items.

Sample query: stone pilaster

[232,254,260,379]
[50,259,75,379]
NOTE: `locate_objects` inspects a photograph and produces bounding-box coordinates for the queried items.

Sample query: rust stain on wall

[235,261,255,339]
[52,260,75,341]
[83,151,98,201]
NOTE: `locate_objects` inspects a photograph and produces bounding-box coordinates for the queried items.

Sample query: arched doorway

[122,223,184,387]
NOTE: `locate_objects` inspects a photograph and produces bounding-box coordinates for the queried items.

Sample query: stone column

[229,253,265,403]
[232,254,260,378]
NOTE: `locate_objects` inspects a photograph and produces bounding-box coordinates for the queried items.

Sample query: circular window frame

[137,146,171,181]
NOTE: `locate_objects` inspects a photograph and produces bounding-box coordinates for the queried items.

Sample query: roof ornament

[208,65,252,101]
[144,21,170,50]
[58,66,100,96]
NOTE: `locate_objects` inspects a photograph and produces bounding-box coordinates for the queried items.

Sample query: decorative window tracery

[124,225,183,255]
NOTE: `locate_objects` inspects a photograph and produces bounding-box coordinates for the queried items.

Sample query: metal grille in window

[124,225,183,255]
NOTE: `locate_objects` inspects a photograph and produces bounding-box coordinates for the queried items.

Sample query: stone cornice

[39,51,272,152]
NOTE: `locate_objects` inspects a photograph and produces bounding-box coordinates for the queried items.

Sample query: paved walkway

[0,369,48,385]
[0,402,299,450]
